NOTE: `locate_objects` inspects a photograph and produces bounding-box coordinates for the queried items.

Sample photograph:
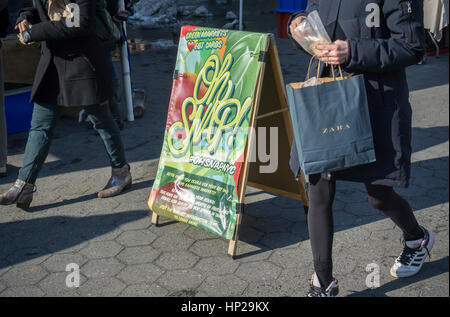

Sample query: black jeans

[18,102,127,184]
[307,174,423,287]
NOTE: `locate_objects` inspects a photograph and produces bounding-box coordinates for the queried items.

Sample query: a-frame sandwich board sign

[148,26,308,258]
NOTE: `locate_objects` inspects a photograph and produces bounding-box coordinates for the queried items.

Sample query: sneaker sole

[390,231,435,278]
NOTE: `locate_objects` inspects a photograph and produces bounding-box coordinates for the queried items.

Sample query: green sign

[148,26,269,239]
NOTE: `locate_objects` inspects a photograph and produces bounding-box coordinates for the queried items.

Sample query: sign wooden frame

[152,35,308,258]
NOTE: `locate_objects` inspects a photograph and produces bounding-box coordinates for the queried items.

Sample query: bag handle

[306,55,345,81]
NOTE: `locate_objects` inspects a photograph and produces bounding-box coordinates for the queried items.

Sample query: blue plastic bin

[276,0,308,13]
[4,87,34,135]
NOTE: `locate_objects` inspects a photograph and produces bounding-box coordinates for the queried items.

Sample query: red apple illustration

[166,72,208,140]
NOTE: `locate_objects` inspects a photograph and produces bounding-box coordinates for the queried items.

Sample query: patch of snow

[226,11,237,20]
[193,6,213,17]
[129,0,177,28]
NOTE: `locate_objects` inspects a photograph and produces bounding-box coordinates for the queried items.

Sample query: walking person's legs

[18,103,61,184]
[366,185,423,240]
[365,184,434,277]
[83,103,131,198]
[0,102,61,210]
[304,179,435,296]
[306,174,339,297]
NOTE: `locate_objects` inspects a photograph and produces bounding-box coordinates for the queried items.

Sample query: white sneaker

[390,226,434,278]
[306,272,340,297]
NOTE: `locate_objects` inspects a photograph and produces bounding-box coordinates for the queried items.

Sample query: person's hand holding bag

[316,41,350,65]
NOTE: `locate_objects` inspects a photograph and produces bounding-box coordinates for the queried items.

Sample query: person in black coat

[0,0,132,210]
[0,0,9,178]
[287,0,434,296]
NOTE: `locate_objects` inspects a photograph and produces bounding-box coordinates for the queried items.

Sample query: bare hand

[289,15,306,36]
[316,40,349,65]
[15,19,29,33]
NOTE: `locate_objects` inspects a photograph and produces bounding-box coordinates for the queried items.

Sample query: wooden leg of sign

[228,213,243,259]
[151,212,160,227]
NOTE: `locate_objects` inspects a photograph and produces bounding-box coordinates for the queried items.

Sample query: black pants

[307,174,423,287]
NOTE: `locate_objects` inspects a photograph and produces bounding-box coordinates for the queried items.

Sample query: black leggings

[307,174,423,287]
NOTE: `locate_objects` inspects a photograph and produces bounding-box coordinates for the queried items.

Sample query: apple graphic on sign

[165,72,208,140]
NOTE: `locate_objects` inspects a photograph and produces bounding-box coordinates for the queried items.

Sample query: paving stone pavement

[1,33,448,297]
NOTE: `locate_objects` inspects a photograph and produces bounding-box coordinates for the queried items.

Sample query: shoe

[97,163,132,198]
[0,179,36,211]
[0,165,6,178]
[306,272,340,297]
[390,226,434,278]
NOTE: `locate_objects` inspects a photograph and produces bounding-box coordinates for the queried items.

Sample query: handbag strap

[307,55,345,81]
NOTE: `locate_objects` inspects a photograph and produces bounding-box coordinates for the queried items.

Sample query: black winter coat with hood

[288,0,426,188]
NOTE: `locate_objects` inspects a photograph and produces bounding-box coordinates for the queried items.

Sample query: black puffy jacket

[288,0,426,188]
[0,0,9,40]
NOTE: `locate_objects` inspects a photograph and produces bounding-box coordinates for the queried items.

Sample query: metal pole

[239,0,243,30]
[118,0,135,121]
[428,30,440,58]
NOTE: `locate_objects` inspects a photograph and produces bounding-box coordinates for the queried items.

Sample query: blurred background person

[105,0,135,130]
[0,0,9,178]
[0,0,132,210]
[83,0,135,131]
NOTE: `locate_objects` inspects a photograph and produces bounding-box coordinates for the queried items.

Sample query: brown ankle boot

[0,179,36,211]
[98,164,132,198]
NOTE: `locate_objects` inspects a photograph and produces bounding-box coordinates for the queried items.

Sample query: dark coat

[106,0,133,17]
[0,0,9,39]
[288,0,426,188]
[18,0,112,107]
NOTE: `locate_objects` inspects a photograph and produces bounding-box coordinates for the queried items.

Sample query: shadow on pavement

[406,55,449,92]
[236,155,448,257]
[3,122,165,182]
[1,146,447,263]
[346,256,449,297]
[412,126,449,152]
[0,210,150,269]
[27,179,155,213]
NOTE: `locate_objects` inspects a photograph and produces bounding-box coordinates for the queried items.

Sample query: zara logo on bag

[322,124,351,135]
